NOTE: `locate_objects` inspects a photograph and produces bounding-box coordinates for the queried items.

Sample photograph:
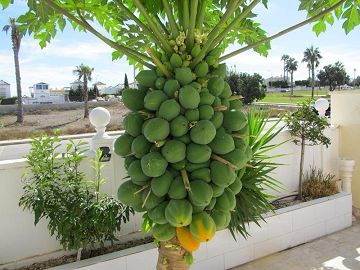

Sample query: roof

[94,81,106,86]
[0,80,10,85]
[34,82,49,85]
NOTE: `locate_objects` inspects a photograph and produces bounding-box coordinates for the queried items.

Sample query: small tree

[73,64,94,118]
[281,54,290,81]
[285,57,298,96]
[124,73,129,89]
[285,101,330,199]
[225,71,266,104]
[317,61,350,91]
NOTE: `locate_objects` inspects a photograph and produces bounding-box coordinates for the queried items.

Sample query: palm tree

[73,64,94,118]
[302,46,322,98]
[285,57,298,96]
[3,18,24,123]
[281,54,290,82]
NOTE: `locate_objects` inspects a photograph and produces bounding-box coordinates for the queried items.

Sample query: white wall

[0,125,340,266]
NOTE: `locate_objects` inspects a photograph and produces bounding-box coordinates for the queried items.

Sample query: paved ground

[233,221,360,270]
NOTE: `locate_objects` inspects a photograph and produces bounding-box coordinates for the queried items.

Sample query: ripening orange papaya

[176,226,200,252]
[189,212,216,242]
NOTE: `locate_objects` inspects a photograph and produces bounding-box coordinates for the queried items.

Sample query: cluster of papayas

[116,34,252,253]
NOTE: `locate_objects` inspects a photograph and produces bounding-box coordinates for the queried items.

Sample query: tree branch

[154,15,170,36]
[162,0,179,38]
[191,0,244,67]
[186,0,199,49]
[43,0,154,69]
[220,0,346,62]
[133,0,173,54]
[209,0,261,52]
[113,0,166,52]
[195,0,207,30]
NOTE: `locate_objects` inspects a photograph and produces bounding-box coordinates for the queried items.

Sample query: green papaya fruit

[165,199,193,227]
[179,85,200,109]
[229,100,243,111]
[123,112,144,137]
[210,161,236,187]
[199,92,215,105]
[208,129,235,155]
[199,105,214,120]
[189,180,213,207]
[141,152,168,177]
[185,109,199,121]
[155,77,166,90]
[122,88,146,111]
[144,90,168,111]
[151,171,173,197]
[212,63,227,78]
[170,53,183,68]
[168,176,187,199]
[128,159,150,185]
[190,120,216,145]
[175,67,193,86]
[153,223,176,241]
[191,43,201,57]
[170,115,189,137]
[208,77,225,96]
[195,61,209,78]
[163,79,180,97]
[215,188,236,211]
[211,183,225,197]
[117,180,143,206]
[158,99,181,121]
[191,168,211,183]
[131,135,152,158]
[228,177,243,195]
[136,70,157,87]
[210,111,224,129]
[124,155,137,170]
[114,133,134,157]
[161,140,186,163]
[142,188,164,210]
[185,161,210,172]
[186,143,211,164]
[143,118,170,142]
[223,110,247,131]
[222,148,248,169]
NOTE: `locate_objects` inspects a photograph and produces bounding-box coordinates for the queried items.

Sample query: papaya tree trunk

[156,238,189,270]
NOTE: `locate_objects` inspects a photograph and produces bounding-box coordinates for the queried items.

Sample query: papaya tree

[1,0,359,269]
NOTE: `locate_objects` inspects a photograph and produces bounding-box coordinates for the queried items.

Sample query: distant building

[24,82,65,104]
[101,81,136,95]
[94,81,107,93]
[70,79,83,90]
[33,82,50,98]
[0,80,11,98]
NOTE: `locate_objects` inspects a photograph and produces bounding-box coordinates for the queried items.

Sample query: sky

[0,1,359,96]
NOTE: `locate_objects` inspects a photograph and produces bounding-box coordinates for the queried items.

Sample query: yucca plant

[229,111,285,238]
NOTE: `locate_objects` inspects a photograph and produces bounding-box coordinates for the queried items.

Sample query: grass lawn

[261,89,329,104]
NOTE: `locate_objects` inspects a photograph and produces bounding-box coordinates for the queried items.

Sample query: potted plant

[285,101,330,200]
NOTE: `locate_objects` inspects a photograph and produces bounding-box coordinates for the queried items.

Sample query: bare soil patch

[0,103,129,141]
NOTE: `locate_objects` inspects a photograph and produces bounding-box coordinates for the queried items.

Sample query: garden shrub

[302,167,338,200]
[19,133,133,259]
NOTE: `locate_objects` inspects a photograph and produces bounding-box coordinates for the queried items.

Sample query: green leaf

[184,253,194,265]
[0,0,11,9]
[312,20,327,36]
[342,5,360,34]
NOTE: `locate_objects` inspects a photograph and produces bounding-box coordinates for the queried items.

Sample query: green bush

[1,97,17,105]
[19,133,133,258]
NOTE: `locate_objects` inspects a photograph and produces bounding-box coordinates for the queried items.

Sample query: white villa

[24,82,65,104]
[0,80,11,98]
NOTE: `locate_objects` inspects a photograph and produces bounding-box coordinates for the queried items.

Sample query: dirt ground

[0,103,129,141]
